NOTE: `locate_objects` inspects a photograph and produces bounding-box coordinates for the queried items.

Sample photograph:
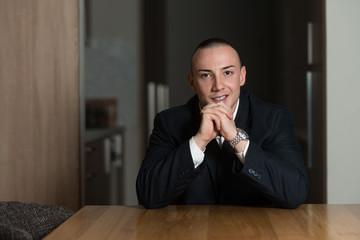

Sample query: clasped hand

[194,102,237,150]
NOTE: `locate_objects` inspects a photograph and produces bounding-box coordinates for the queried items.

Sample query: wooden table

[44,204,360,239]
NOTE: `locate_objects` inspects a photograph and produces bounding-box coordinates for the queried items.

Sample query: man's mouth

[212,95,228,102]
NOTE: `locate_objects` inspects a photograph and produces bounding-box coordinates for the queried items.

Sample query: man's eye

[201,73,210,78]
[225,71,232,76]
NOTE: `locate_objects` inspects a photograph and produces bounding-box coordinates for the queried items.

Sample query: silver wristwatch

[229,128,249,148]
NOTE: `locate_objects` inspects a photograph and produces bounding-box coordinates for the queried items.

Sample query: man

[136,38,308,209]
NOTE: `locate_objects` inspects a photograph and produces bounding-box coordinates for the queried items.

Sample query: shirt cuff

[235,140,250,162]
[189,137,205,168]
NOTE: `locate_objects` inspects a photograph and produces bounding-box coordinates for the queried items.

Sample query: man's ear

[188,73,197,92]
[240,66,246,86]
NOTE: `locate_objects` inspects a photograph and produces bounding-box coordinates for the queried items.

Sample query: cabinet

[85,128,124,205]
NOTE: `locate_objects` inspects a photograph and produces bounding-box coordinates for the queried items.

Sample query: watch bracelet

[229,128,248,148]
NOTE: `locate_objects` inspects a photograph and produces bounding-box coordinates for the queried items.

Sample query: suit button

[249,168,261,180]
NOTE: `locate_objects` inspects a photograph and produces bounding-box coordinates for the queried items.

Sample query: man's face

[188,45,246,113]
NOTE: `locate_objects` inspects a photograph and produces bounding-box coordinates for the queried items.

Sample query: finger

[201,106,232,120]
[202,112,221,131]
[202,102,233,119]
[213,116,221,131]
[214,102,233,119]
[207,113,221,130]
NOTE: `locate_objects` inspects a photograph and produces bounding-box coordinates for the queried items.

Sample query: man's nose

[212,75,224,91]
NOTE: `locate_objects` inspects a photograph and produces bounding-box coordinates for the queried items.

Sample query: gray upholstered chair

[0,201,74,240]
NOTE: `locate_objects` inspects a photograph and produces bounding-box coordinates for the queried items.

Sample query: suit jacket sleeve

[136,111,200,209]
[237,106,308,209]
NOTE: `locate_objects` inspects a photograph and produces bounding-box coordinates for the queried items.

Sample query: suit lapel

[236,92,251,132]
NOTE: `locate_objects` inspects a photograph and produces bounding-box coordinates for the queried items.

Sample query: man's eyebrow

[222,65,236,70]
[197,65,236,72]
[197,69,211,72]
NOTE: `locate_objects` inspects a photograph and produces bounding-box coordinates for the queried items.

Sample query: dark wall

[166,0,273,107]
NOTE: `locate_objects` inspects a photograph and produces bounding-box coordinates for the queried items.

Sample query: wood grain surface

[45,204,360,239]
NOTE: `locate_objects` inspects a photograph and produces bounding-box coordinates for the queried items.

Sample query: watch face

[239,129,249,140]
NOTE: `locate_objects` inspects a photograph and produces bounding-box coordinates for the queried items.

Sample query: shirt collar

[233,98,240,120]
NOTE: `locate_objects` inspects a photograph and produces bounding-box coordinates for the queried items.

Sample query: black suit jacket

[136,91,308,209]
